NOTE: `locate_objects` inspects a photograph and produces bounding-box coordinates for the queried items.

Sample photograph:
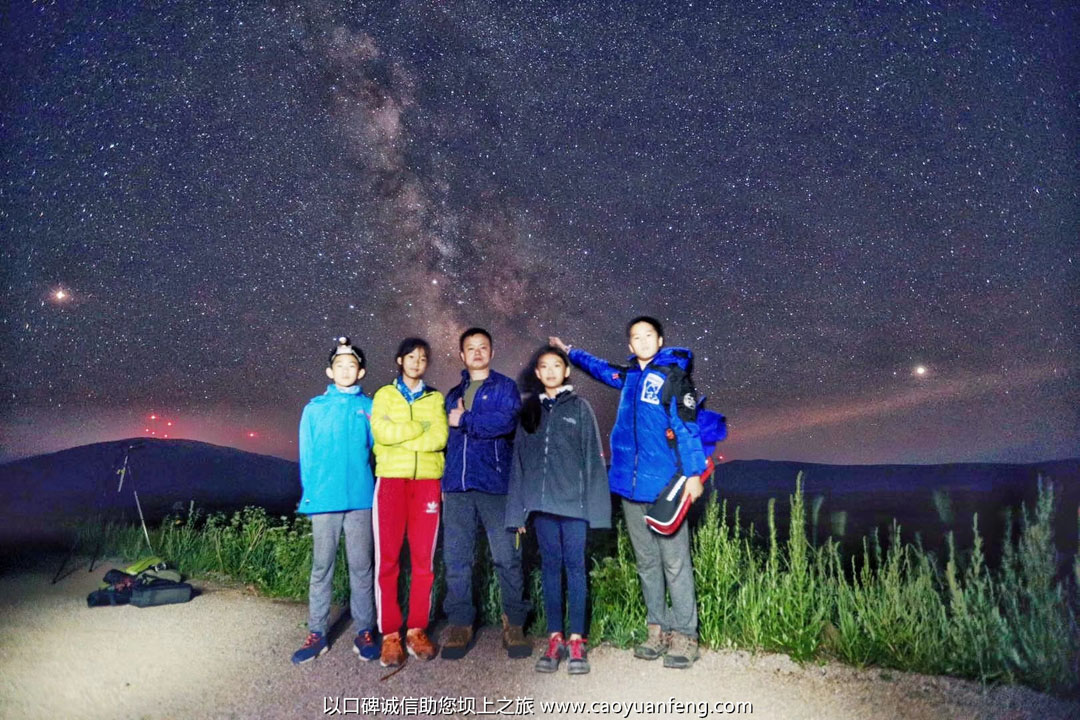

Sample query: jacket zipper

[461,431,468,490]
[460,381,469,490]
[541,402,550,509]
[631,370,642,498]
[491,379,501,473]
[410,398,417,480]
[576,401,585,512]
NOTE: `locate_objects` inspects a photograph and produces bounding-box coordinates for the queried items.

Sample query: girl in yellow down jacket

[370,338,448,668]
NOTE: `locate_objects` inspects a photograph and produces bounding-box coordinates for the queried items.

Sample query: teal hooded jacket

[298,384,375,514]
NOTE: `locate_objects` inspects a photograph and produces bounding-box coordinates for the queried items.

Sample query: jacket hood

[543,385,575,402]
[626,346,694,372]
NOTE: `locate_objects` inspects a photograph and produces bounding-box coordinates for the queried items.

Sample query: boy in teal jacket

[292,337,379,664]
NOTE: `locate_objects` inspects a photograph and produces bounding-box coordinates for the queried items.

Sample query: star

[0,1,1074,464]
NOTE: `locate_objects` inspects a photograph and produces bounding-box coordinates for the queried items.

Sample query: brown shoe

[633,623,668,660]
[663,632,699,669]
[379,631,406,668]
[405,628,437,661]
[440,624,474,660]
[501,613,532,659]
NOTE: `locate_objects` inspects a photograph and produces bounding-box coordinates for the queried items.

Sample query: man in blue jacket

[550,316,707,669]
[440,327,531,660]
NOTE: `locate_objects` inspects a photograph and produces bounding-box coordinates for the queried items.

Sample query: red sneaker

[567,637,589,675]
[534,633,565,673]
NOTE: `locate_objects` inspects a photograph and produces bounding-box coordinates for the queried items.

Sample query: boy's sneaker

[501,613,532,659]
[534,633,565,673]
[380,632,407,668]
[663,632,699,669]
[353,629,379,662]
[440,624,474,660]
[633,624,668,660]
[291,631,328,665]
[405,628,437,661]
[566,638,590,675]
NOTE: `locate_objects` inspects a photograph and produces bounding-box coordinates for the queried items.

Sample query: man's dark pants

[442,489,529,626]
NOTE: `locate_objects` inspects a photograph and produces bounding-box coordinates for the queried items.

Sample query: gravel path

[1,560,1076,720]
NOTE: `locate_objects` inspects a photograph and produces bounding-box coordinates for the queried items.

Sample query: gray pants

[621,498,698,638]
[308,510,375,635]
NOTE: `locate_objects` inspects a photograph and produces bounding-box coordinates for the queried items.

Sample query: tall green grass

[80,478,1079,694]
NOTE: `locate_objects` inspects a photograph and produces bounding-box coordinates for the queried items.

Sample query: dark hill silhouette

[2,439,1075,562]
[0,438,299,548]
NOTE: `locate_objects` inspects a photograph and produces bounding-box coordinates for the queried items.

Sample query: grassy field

[80,474,1079,695]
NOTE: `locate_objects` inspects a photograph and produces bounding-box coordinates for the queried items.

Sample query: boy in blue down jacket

[550,316,707,669]
[293,337,378,665]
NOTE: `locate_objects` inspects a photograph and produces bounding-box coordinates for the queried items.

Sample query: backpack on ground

[86,558,193,608]
[131,563,193,607]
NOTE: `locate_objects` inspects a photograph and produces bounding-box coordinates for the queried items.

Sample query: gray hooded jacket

[505,388,611,529]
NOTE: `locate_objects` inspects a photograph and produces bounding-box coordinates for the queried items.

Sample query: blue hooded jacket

[298,384,375,514]
[443,369,521,494]
[569,346,707,503]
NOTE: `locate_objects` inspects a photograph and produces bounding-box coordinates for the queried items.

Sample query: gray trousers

[621,498,698,638]
[308,510,375,635]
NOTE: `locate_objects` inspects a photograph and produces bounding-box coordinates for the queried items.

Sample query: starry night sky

[2,1,1077,465]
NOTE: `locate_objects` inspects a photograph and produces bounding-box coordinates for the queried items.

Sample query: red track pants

[372,477,441,633]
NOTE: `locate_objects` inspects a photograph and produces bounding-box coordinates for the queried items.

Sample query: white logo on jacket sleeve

[641,373,664,405]
[562,417,577,424]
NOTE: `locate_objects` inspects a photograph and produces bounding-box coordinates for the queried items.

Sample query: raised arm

[549,337,627,390]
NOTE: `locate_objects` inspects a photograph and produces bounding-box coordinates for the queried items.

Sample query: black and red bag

[87,561,192,608]
[644,457,716,535]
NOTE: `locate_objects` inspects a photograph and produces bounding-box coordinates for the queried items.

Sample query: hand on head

[548,336,570,353]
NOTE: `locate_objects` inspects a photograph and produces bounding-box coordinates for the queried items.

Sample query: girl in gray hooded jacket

[506,346,610,675]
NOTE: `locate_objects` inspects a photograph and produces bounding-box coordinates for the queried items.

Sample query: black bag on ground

[87,587,132,607]
[129,566,192,607]
[130,580,193,607]
[87,569,137,606]
[86,562,193,608]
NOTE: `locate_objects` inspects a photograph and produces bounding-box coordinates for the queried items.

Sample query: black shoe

[501,614,532,659]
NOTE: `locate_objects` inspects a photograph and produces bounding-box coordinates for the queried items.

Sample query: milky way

[2,1,1076,464]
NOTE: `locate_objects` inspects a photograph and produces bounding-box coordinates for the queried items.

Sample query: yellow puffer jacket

[371,383,448,480]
